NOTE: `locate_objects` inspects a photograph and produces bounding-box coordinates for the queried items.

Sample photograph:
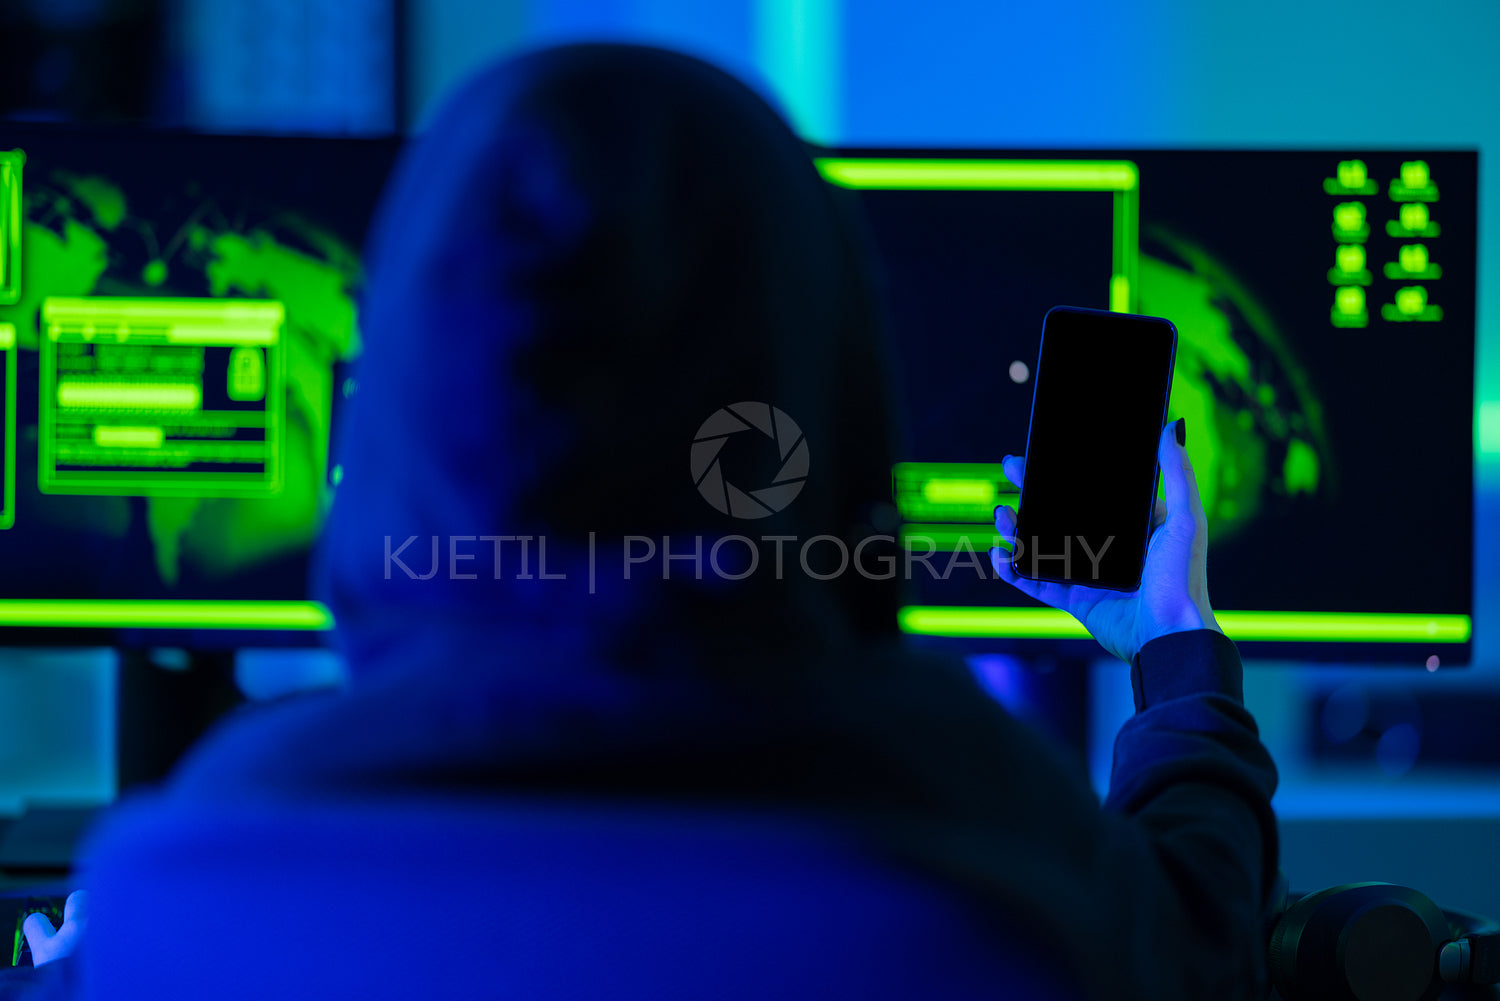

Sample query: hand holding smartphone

[992,306,1219,663]
[1011,306,1176,590]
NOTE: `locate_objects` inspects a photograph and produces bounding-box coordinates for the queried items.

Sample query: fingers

[1157,419,1206,528]
[1000,454,1025,490]
[24,893,87,968]
[62,891,87,925]
[1152,497,1168,530]
[990,505,1045,601]
[23,912,56,949]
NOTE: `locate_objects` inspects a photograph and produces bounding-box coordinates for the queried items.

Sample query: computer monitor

[0,126,400,645]
[822,149,1476,664]
[0,133,1477,664]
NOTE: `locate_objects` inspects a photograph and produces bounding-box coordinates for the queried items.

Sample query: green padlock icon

[227,346,265,402]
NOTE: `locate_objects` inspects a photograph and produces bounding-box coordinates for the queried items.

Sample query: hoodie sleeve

[1104,629,1280,998]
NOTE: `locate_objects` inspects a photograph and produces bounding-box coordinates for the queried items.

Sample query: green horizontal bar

[901,606,1089,639]
[899,607,1471,643]
[0,599,332,630]
[43,297,284,325]
[901,523,1008,552]
[57,381,202,410]
[816,158,1138,191]
[922,477,997,506]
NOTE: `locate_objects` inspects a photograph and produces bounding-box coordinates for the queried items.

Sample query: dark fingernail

[1002,454,1014,464]
[1174,418,1186,446]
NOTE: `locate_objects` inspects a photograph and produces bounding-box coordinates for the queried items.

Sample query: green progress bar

[816,158,1139,191]
[58,382,202,410]
[0,600,332,630]
[899,607,1472,643]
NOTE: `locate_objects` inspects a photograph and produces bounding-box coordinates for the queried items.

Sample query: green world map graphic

[0,168,362,587]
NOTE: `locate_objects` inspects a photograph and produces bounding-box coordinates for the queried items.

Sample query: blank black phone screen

[1011,306,1177,591]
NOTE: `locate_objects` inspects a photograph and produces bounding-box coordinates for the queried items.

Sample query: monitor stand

[115,648,243,792]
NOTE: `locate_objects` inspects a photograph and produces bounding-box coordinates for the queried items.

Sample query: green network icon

[1328,244,1371,286]
[1388,202,1440,238]
[1324,158,1377,195]
[1385,243,1442,280]
[1390,159,1439,202]
[1331,285,1368,328]
[38,297,286,497]
[1382,285,1443,323]
[1332,201,1369,242]
[0,152,22,306]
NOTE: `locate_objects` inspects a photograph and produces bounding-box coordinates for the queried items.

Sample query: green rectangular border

[38,297,285,497]
[0,324,13,529]
[0,152,20,306]
[815,157,1139,312]
[898,606,1472,644]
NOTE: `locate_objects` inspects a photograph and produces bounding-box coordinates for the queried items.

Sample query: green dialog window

[39,297,285,497]
[0,152,20,306]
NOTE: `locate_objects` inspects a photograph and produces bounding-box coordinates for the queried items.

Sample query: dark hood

[316,44,905,683]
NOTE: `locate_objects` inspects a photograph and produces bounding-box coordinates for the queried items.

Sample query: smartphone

[1010,306,1177,591]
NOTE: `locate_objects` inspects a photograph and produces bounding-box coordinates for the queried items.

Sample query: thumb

[1157,418,1203,527]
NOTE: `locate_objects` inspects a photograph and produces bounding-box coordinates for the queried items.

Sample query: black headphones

[1270,882,1500,1001]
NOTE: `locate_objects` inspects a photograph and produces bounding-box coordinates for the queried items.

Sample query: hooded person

[40,43,1278,1001]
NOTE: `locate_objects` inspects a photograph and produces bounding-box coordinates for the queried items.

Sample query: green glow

[893,461,1016,522]
[39,297,286,497]
[1382,285,1443,322]
[0,152,19,305]
[0,599,332,629]
[1390,160,1439,202]
[1324,159,1377,195]
[1332,202,1369,242]
[1332,286,1368,328]
[817,158,1138,191]
[1385,243,1441,280]
[818,157,1139,313]
[756,0,841,143]
[898,606,1471,642]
